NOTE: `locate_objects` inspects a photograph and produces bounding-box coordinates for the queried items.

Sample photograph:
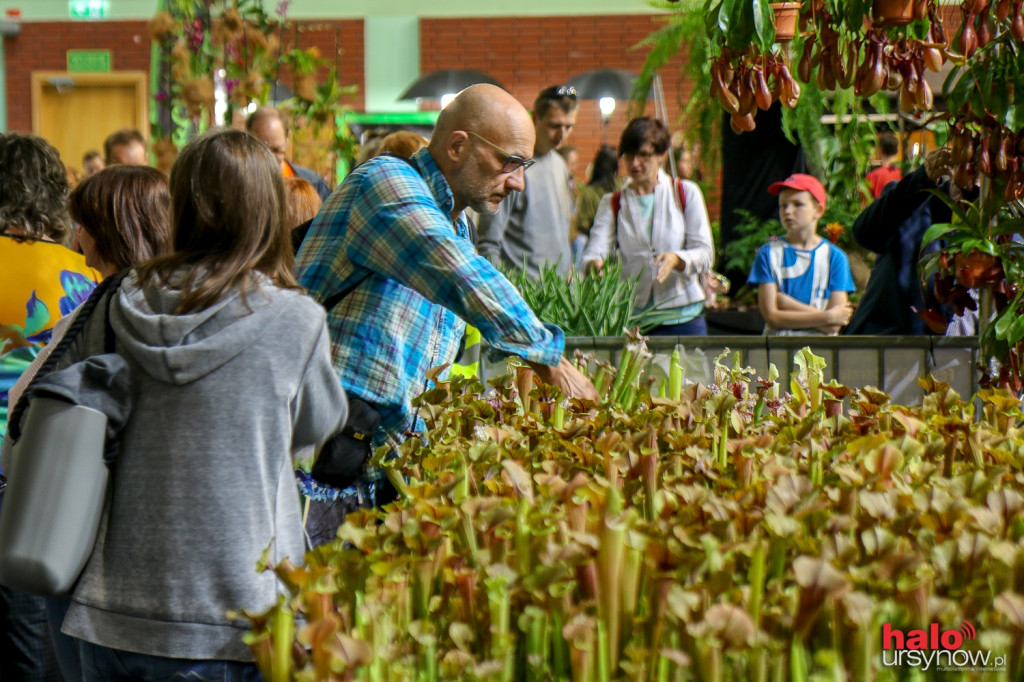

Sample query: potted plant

[914,10,1024,391]
[702,0,805,132]
[871,0,918,26]
[149,0,358,187]
[770,1,802,41]
[280,46,326,102]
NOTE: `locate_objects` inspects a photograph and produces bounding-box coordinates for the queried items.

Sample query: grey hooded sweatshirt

[58,272,348,661]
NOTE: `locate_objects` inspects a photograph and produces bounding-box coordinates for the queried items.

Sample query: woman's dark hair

[618,117,671,157]
[69,165,172,271]
[0,133,71,242]
[136,128,298,314]
[588,145,619,193]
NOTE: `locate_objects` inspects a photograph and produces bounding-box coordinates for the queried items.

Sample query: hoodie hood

[110,271,286,385]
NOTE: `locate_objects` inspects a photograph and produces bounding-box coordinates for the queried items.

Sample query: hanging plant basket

[770,2,802,41]
[295,74,317,101]
[871,0,915,26]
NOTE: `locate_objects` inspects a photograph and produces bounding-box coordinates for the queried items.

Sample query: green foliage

[501,261,692,336]
[719,208,783,277]
[781,75,894,225]
[636,3,888,264]
[703,0,777,55]
[501,260,640,337]
[244,346,1024,681]
[943,32,1024,132]
[920,193,1024,376]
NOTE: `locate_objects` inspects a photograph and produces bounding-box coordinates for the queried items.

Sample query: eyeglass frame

[621,147,662,163]
[465,130,535,174]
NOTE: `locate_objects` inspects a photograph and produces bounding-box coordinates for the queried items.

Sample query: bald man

[247,106,332,201]
[295,84,596,518]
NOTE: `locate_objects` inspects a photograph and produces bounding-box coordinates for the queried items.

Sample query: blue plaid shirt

[296,148,565,441]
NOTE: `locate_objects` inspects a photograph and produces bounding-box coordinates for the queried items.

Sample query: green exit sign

[67,49,111,73]
[69,0,109,19]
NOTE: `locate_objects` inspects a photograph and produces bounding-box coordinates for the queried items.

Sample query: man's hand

[653,252,684,283]
[528,358,600,402]
[583,259,604,276]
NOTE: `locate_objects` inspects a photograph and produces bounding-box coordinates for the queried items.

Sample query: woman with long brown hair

[53,128,348,680]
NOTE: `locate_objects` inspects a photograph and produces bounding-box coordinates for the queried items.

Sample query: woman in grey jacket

[582,117,715,335]
[58,129,349,681]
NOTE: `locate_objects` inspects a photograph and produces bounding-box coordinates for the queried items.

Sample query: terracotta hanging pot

[295,74,317,101]
[872,0,916,26]
[771,2,802,42]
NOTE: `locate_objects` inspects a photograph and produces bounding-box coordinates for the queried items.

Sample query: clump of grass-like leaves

[501,261,688,336]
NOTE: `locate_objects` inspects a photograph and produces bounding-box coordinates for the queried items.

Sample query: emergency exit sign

[67,50,111,73]
[69,0,109,19]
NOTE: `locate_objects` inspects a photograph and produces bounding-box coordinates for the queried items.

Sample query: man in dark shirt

[845,148,957,335]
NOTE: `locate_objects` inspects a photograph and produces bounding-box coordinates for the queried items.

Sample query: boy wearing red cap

[747,174,854,335]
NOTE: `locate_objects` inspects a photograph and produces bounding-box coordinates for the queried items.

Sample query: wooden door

[32,71,148,174]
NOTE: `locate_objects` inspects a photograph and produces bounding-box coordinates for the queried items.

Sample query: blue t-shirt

[747,238,854,309]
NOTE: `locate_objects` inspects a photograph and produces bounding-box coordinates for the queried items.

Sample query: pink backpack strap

[676,178,687,212]
[611,190,622,224]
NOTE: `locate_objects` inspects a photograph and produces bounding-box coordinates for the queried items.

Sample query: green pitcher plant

[239,334,1024,681]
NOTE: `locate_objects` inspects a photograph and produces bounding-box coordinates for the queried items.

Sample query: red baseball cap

[768,173,826,209]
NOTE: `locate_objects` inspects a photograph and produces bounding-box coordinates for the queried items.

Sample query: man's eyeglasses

[540,85,577,99]
[466,130,535,174]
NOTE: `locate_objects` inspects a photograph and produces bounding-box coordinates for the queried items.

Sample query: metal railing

[479,335,980,405]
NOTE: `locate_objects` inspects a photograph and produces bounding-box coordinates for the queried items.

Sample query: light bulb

[440,93,457,109]
[599,97,616,117]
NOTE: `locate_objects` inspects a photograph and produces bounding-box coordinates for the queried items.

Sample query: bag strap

[8,271,126,442]
[321,272,372,314]
[676,178,687,212]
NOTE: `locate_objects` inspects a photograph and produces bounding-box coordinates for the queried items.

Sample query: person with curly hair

[2,163,172,682]
[1,133,100,436]
[0,132,99,682]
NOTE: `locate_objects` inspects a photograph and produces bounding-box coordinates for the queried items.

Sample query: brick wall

[420,14,697,192]
[2,19,364,133]
[3,21,151,134]
[4,15,699,201]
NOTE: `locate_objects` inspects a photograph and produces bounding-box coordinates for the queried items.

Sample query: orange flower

[824,222,845,244]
